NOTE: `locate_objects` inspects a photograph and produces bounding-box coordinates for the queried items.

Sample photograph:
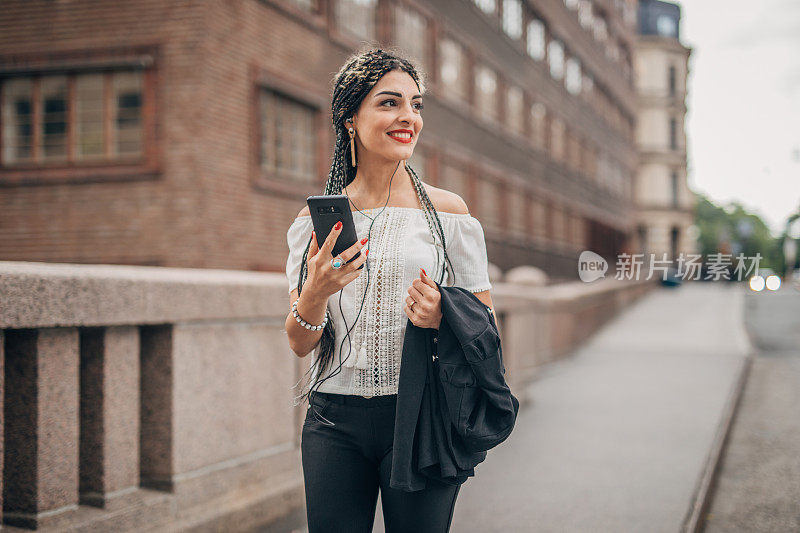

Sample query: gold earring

[348,126,357,167]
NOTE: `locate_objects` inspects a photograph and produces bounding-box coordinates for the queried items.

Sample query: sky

[678,0,800,237]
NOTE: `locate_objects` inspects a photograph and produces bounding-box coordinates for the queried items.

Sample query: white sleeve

[443,215,493,293]
[285,216,314,294]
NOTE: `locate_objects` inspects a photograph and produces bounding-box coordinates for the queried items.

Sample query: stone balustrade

[0,261,655,531]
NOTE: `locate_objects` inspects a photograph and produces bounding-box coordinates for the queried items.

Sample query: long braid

[291,46,455,409]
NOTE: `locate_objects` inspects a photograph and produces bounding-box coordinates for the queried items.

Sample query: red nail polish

[365,249,369,256]
[334,221,342,230]
[361,237,368,245]
[421,268,426,277]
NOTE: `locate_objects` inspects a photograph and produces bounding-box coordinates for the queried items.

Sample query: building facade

[1,0,638,281]
[632,0,695,262]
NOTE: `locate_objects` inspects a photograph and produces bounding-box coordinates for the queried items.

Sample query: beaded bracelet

[292,297,329,331]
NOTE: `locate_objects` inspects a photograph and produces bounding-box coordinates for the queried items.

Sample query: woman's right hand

[304,221,369,300]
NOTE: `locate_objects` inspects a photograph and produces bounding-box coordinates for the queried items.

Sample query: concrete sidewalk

[447,282,752,533]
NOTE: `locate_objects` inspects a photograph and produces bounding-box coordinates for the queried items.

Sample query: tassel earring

[348,125,357,167]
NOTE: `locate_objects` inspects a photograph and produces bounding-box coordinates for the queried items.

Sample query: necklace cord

[313,159,402,407]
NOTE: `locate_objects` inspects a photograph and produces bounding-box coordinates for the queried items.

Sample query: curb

[683,284,757,532]
[682,286,757,533]
[682,351,753,533]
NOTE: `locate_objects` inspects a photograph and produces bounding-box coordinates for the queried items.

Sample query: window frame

[0,47,159,185]
[250,64,327,197]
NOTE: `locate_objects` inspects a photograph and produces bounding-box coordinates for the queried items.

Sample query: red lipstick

[387,129,414,144]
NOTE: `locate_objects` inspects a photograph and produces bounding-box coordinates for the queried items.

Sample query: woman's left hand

[404,268,442,330]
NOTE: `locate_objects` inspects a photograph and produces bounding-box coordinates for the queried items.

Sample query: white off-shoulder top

[285,206,492,398]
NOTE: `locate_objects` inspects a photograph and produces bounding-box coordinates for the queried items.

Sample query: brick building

[0,0,638,280]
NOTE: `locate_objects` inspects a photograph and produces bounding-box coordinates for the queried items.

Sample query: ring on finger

[331,256,344,269]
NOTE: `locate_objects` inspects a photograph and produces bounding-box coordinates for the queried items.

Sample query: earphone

[307,148,403,427]
[305,117,448,425]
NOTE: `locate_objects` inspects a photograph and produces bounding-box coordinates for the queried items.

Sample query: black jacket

[389,281,520,492]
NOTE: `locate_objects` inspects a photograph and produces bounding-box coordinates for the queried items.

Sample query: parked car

[661,267,683,287]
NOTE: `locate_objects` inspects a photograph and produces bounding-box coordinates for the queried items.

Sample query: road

[702,283,800,532]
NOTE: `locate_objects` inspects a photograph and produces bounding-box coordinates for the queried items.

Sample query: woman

[284,47,496,533]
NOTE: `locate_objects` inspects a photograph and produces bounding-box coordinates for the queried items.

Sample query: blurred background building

[0,0,640,282]
[632,0,695,260]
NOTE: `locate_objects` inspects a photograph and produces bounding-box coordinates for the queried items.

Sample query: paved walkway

[439,282,752,533]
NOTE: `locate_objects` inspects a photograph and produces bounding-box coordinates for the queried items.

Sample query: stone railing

[0,261,656,531]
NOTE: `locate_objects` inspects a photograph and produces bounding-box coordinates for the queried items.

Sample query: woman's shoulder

[423,183,470,216]
[287,207,313,236]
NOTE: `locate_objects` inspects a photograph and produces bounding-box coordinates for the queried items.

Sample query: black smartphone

[306,194,364,269]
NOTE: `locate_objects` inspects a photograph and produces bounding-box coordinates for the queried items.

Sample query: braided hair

[292,46,456,410]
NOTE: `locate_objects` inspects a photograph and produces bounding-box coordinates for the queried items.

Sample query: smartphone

[306,194,364,269]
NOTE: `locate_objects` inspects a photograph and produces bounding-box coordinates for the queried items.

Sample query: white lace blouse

[285,206,492,398]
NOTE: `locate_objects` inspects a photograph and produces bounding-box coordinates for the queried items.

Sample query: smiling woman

[284,47,495,533]
[341,70,426,175]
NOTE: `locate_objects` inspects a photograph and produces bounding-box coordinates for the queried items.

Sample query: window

[502,0,523,39]
[335,0,377,42]
[566,129,581,170]
[565,56,582,95]
[41,76,68,161]
[439,160,469,200]
[1,70,144,166]
[550,116,565,162]
[3,78,34,162]
[578,0,593,28]
[530,102,546,151]
[394,5,428,73]
[637,224,648,253]
[76,74,104,159]
[593,14,607,41]
[474,0,496,15]
[670,227,679,262]
[585,143,596,179]
[475,63,498,121]
[478,176,500,228]
[526,19,546,61]
[259,89,316,183]
[669,116,677,150]
[288,0,317,11]
[438,37,468,101]
[547,39,564,80]
[113,72,144,157]
[668,64,676,96]
[506,85,524,135]
[573,214,584,247]
[656,14,677,37]
[532,198,545,237]
[509,187,526,235]
[552,204,565,242]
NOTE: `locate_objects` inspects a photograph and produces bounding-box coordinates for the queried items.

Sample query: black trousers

[301,391,461,533]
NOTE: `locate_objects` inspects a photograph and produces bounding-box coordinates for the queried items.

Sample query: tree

[694,193,782,276]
